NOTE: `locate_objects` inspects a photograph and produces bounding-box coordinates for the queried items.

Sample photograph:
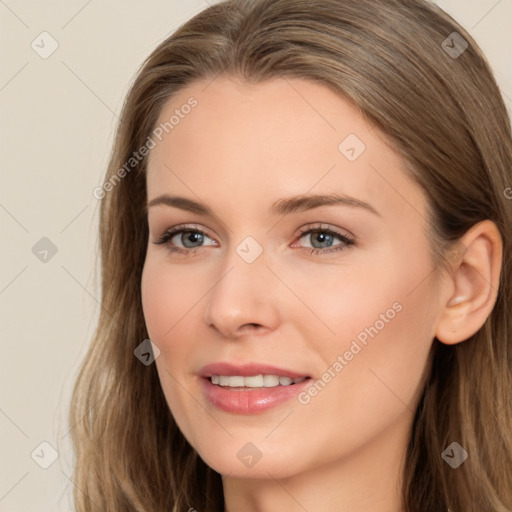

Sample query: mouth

[200,373,313,414]
[207,374,312,389]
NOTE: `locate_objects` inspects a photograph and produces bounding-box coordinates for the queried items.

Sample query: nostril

[241,323,261,329]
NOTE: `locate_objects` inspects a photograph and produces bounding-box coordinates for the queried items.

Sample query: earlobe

[435,220,502,345]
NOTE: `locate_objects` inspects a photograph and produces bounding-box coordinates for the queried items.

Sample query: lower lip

[200,377,312,414]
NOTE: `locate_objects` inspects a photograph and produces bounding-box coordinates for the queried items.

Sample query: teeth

[210,374,307,388]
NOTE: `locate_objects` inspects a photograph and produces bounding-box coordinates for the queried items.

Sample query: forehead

[146,75,427,223]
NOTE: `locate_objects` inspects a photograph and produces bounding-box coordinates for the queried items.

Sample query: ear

[435,220,503,345]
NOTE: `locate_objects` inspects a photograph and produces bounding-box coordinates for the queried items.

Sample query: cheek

[141,259,202,444]
[140,257,206,403]
[281,251,406,363]
[141,258,200,343]
[301,254,438,437]
[301,237,434,370]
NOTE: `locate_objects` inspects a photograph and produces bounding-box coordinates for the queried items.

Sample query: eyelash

[153,223,355,257]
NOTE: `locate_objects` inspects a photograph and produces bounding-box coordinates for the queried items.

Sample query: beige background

[0,1,510,510]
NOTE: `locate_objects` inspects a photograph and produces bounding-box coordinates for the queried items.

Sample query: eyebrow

[147,193,380,217]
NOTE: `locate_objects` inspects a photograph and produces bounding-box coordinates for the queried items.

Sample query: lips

[199,361,311,380]
[198,361,313,414]
[200,373,312,414]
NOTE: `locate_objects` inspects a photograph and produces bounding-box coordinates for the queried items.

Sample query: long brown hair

[68,0,512,510]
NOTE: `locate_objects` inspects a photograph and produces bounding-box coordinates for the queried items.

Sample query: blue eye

[154,225,215,254]
[294,224,355,255]
[153,223,355,256]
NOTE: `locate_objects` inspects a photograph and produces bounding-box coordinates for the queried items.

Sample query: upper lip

[199,362,310,379]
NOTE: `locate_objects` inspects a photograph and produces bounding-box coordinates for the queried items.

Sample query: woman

[69,0,512,510]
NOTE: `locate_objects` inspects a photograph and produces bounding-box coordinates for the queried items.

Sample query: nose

[204,247,281,339]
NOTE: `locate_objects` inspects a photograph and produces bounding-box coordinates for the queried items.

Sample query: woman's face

[141,75,445,481]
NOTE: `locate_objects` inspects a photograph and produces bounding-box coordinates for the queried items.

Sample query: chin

[194,440,311,479]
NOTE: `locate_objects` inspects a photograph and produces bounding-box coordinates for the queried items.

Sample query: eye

[153,224,217,255]
[292,224,355,255]
[152,222,355,257]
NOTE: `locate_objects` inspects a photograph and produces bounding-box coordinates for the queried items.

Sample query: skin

[141,75,502,512]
